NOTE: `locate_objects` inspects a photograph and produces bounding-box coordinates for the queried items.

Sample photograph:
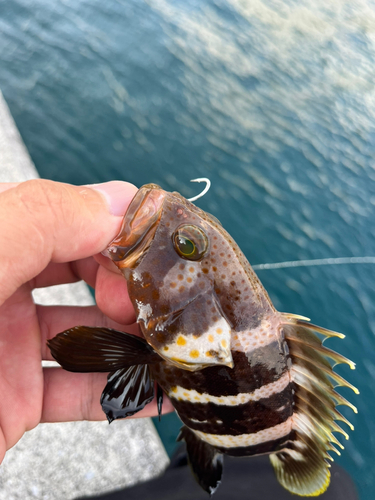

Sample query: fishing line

[253,257,375,271]
[176,180,373,272]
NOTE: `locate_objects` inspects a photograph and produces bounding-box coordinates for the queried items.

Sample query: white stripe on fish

[168,371,290,406]
[193,416,293,448]
[230,315,284,353]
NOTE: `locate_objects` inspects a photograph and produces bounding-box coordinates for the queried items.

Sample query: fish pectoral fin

[47,326,161,373]
[154,291,233,369]
[270,433,331,497]
[101,365,155,423]
[178,426,223,496]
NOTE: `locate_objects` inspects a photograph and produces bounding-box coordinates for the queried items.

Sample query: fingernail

[89,181,138,216]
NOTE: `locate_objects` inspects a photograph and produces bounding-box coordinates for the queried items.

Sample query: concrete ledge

[0,90,169,499]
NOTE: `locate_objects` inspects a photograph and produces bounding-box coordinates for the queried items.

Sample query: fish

[48,183,358,497]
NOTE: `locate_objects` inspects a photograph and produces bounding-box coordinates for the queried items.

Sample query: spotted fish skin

[106,184,357,497]
[49,184,357,498]
[111,185,279,367]
[110,184,293,457]
[152,345,293,454]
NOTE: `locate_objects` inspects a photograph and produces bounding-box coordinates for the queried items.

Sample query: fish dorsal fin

[270,315,358,496]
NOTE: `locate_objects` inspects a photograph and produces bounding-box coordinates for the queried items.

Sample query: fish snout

[107,184,165,269]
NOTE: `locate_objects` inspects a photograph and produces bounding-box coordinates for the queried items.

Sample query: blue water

[1,0,375,497]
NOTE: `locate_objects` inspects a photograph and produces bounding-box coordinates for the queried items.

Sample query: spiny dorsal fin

[270,315,358,496]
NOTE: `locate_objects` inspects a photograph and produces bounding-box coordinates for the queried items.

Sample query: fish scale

[48,184,358,498]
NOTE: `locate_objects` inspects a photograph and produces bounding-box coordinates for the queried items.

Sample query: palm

[0,258,172,464]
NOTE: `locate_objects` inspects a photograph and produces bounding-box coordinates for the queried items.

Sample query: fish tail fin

[270,430,331,497]
[272,314,358,496]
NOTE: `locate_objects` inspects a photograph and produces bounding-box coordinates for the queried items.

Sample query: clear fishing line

[253,257,375,271]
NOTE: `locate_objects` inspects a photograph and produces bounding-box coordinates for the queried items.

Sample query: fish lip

[107,184,165,269]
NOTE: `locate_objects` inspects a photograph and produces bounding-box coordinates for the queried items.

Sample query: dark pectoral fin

[178,426,223,496]
[156,384,163,421]
[101,365,155,423]
[48,326,161,372]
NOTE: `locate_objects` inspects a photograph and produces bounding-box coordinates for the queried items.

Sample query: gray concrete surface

[0,90,169,499]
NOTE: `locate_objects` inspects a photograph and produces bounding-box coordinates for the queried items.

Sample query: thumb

[0,179,137,305]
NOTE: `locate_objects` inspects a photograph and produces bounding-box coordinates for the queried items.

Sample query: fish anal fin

[47,326,161,372]
[270,433,330,497]
[178,426,223,496]
[156,384,163,421]
[101,365,154,423]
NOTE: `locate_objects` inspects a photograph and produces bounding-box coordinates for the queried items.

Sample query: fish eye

[172,225,208,261]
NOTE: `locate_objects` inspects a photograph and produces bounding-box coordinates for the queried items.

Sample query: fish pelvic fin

[101,365,155,423]
[178,426,223,496]
[48,326,161,372]
[272,314,358,496]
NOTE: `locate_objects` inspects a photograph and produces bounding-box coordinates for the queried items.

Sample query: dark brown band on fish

[152,345,288,396]
[173,385,293,435]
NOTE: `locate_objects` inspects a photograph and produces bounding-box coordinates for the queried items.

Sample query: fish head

[107,183,234,371]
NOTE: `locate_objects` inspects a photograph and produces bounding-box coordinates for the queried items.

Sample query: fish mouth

[107,184,165,269]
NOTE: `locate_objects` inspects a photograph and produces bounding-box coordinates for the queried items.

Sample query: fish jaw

[107,184,165,271]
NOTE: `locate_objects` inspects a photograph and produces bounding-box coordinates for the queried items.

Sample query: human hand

[0,179,173,464]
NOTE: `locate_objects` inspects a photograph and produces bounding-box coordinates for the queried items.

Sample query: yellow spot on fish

[206,351,213,357]
[164,346,169,351]
[171,386,177,393]
[221,340,227,348]
[208,334,214,343]
[177,336,186,346]
[216,328,223,334]
[190,350,200,358]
